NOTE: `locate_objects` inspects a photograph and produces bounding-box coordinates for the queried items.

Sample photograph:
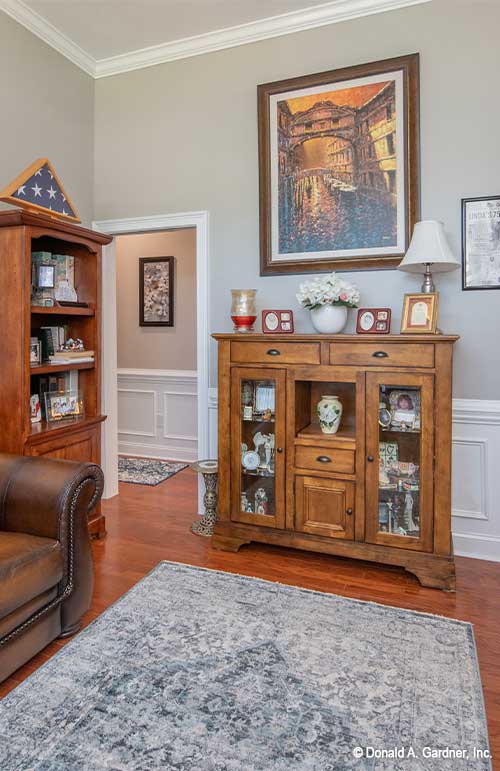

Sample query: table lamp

[398,221,460,292]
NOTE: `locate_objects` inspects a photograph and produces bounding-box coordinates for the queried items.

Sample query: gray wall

[0,13,94,225]
[94,0,500,398]
[116,229,197,370]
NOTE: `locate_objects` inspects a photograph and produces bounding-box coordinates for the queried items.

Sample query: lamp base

[421,264,435,293]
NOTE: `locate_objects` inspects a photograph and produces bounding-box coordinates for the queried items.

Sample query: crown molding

[95,0,431,78]
[0,0,432,80]
[0,0,96,76]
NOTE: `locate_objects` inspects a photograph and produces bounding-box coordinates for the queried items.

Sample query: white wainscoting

[118,369,198,462]
[451,399,500,561]
[206,390,500,562]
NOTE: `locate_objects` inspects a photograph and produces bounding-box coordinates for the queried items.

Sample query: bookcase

[0,210,112,537]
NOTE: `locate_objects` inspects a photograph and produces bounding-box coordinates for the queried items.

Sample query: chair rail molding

[207,390,500,562]
[94,211,209,500]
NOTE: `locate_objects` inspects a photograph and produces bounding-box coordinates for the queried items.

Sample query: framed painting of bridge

[258,54,420,275]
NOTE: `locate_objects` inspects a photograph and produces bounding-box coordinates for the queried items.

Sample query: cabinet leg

[405,561,456,591]
[211,534,249,553]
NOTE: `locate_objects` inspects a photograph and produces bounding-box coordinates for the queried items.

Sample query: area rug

[0,563,491,771]
[118,456,188,485]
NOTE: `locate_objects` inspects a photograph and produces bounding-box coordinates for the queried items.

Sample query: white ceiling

[24,0,328,59]
[0,0,433,77]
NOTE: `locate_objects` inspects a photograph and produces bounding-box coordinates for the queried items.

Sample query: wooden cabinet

[212,333,459,590]
[0,211,111,537]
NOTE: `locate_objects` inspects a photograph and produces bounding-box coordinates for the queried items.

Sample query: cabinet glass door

[365,372,434,551]
[231,367,286,528]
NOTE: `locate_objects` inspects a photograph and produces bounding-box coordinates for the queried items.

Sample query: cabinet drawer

[232,341,320,365]
[330,342,434,368]
[295,445,355,474]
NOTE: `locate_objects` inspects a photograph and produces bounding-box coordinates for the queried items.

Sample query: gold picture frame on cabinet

[401,293,439,334]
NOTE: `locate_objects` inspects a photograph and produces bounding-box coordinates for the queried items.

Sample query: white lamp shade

[398,220,460,274]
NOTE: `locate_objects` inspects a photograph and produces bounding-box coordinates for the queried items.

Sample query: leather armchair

[0,454,103,683]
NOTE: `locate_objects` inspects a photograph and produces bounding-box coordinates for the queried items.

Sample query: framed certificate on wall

[462,195,500,290]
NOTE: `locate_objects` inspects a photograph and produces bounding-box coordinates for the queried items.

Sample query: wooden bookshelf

[0,210,112,538]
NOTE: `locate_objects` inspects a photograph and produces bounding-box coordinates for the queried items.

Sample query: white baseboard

[117,369,198,463]
[452,532,500,562]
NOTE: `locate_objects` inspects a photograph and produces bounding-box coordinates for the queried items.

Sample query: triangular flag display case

[0,158,80,223]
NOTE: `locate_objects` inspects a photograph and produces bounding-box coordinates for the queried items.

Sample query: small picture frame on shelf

[36,262,56,289]
[400,293,438,334]
[262,310,294,334]
[30,394,41,424]
[388,389,421,431]
[30,339,41,365]
[254,384,275,416]
[44,390,84,423]
[356,308,391,334]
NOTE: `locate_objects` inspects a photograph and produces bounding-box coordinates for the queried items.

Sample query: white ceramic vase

[310,305,348,334]
[317,395,343,434]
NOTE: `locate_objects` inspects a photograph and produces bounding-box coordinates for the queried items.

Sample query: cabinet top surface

[0,209,112,245]
[212,333,459,343]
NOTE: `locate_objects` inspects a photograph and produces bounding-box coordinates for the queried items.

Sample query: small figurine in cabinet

[255,487,269,515]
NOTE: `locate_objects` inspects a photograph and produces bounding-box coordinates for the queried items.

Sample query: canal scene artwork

[259,56,420,274]
[277,79,398,255]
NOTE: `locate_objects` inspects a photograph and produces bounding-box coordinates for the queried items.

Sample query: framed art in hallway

[139,256,174,326]
[462,195,500,290]
[258,54,420,275]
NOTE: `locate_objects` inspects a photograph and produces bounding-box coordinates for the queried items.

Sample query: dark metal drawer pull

[346,508,353,516]
[316,455,332,463]
[367,455,374,462]
[372,351,388,358]
[267,349,281,356]
[276,447,283,454]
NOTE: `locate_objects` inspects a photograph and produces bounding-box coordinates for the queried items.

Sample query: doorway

[93,212,210,504]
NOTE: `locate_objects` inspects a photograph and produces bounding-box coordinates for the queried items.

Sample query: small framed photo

[462,195,500,290]
[139,256,174,327]
[44,390,84,422]
[262,309,294,334]
[356,308,391,334]
[401,293,438,334]
[30,340,41,365]
[36,263,56,289]
[388,389,421,431]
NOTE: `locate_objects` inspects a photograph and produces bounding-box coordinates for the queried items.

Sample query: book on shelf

[50,349,94,360]
[47,357,94,365]
[39,325,68,359]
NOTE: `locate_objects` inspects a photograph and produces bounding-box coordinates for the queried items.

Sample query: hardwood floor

[1,467,499,765]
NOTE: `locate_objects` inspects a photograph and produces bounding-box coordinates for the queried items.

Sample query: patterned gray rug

[118,456,188,485]
[0,562,491,770]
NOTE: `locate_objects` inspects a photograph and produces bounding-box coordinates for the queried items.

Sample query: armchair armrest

[0,454,103,539]
[0,454,104,635]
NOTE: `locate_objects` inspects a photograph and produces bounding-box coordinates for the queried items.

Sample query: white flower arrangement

[296,272,360,310]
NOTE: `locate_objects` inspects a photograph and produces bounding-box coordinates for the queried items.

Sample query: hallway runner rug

[118,456,188,485]
[0,562,491,770]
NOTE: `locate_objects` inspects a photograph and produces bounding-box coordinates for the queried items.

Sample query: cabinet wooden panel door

[230,367,286,528]
[365,371,434,552]
[295,476,355,540]
[25,428,99,462]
